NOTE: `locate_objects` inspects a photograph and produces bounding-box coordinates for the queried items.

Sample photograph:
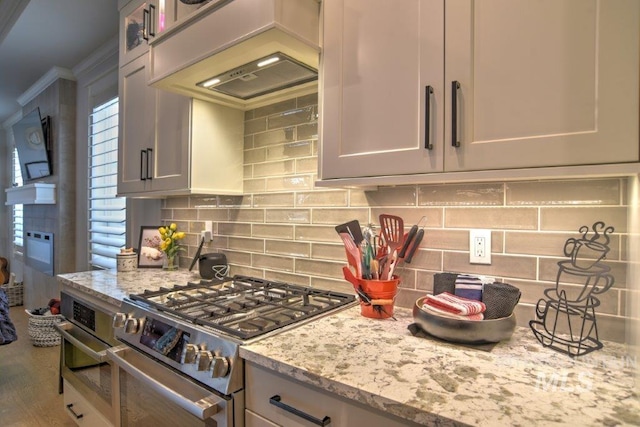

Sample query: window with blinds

[12,147,23,248]
[88,97,125,270]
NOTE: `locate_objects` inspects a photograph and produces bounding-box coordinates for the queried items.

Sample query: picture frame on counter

[137,226,164,268]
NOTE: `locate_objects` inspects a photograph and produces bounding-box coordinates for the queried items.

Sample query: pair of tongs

[398,216,427,263]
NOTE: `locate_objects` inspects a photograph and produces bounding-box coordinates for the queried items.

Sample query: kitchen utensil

[413,297,516,344]
[382,250,398,280]
[335,220,364,245]
[379,214,404,255]
[343,266,360,288]
[398,216,426,263]
[339,232,362,278]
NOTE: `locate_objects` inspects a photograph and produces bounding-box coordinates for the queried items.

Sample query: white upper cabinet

[120,0,163,65]
[319,0,640,182]
[320,0,444,179]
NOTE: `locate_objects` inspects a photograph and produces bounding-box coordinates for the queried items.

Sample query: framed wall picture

[137,226,164,268]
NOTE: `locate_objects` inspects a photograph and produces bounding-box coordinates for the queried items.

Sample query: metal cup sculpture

[530,221,615,357]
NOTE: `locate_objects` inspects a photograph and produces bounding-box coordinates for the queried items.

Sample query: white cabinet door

[320,0,444,180]
[146,89,191,192]
[444,0,640,171]
[320,0,639,181]
[118,54,155,195]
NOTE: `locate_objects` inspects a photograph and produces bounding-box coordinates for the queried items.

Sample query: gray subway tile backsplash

[163,92,636,344]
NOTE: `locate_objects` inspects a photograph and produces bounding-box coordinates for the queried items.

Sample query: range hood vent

[197,52,317,100]
[149,0,321,110]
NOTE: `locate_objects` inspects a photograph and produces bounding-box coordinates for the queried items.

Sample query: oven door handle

[54,321,109,362]
[107,346,221,420]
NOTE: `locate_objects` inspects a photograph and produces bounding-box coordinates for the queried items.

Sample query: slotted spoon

[379,214,404,255]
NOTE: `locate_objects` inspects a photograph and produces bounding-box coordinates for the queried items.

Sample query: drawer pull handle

[66,403,84,419]
[269,395,331,426]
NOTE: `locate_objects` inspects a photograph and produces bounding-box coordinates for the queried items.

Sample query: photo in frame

[137,226,164,268]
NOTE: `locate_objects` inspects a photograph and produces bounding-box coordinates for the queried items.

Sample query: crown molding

[0,0,29,45]
[17,66,76,107]
[72,35,119,79]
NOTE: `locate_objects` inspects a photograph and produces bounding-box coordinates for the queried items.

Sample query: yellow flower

[174,232,185,240]
[159,227,166,235]
[157,223,185,261]
[170,223,177,231]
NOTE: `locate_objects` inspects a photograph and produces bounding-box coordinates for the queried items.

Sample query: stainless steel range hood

[149,0,320,110]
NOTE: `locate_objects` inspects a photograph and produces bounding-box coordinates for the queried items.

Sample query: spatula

[339,232,362,278]
[379,214,404,255]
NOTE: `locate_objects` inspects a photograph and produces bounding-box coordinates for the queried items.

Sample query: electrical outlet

[469,229,491,264]
[204,221,213,233]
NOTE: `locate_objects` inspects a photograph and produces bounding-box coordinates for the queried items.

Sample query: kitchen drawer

[246,409,279,427]
[63,379,113,427]
[245,362,417,427]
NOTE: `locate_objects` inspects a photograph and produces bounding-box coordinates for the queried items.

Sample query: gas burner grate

[128,275,356,340]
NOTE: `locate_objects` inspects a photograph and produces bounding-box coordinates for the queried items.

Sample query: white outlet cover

[469,229,492,264]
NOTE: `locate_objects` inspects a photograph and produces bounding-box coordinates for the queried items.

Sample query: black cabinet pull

[146,148,153,180]
[142,8,149,41]
[451,80,460,147]
[269,395,331,426]
[148,4,156,37]
[140,150,147,181]
[66,404,84,420]
[425,85,434,150]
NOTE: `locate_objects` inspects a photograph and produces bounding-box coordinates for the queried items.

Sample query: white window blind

[88,97,125,270]
[12,147,23,248]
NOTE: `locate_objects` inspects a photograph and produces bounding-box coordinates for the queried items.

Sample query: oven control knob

[124,316,142,334]
[196,350,213,371]
[112,312,127,328]
[182,344,198,364]
[211,356,230,378]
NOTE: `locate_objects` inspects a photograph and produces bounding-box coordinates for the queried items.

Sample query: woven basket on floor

[25,309,63,347]
[1,282,23,307]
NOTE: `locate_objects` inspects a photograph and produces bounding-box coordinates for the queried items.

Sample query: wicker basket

[1,281,23,307]
[25,309,63,347]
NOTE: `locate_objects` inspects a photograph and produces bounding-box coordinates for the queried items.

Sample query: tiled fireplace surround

[161,93,637,344]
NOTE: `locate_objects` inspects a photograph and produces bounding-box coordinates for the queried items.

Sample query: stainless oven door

[107,346,241,427]
[55,320,115,424]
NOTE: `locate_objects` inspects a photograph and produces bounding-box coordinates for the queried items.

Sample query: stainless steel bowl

[413,297,516,344]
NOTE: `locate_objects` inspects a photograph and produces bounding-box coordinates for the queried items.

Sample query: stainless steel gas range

[109,275,356,426]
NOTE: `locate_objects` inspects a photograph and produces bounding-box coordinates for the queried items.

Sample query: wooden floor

[0,306,75,427]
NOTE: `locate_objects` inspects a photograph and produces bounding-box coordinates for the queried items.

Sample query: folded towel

[424,292,486,316]
[454,274,484,300]
[433,272,458,295]
[482,282,521,319]
[421,303,484,321]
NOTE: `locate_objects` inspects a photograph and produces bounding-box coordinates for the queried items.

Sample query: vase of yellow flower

[158,223,185,271]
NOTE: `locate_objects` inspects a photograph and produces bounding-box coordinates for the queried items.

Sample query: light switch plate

[469,229,492,264]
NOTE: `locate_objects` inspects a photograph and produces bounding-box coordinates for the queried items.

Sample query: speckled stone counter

[240,305,640,427]
[57,270,639,426]
[57,269,201,307]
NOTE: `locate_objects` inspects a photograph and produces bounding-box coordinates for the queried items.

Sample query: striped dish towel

[454,274,494,301]
[424,292,486,316]
[421,303,484,321]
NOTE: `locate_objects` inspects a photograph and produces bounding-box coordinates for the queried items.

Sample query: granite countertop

[240,305,640,427]
[57,269,202,307]
[57,270,640,426]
